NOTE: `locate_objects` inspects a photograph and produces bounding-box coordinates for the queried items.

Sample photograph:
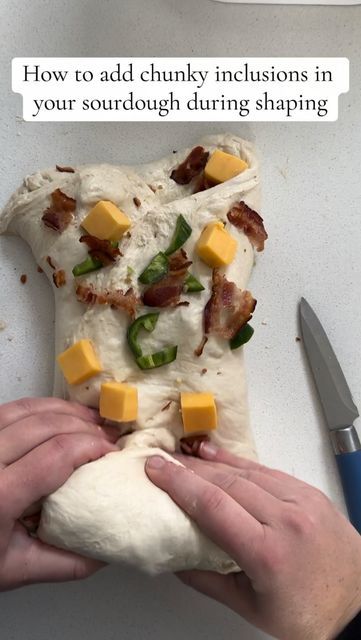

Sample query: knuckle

[258,543,285,575]
[215,472,239,493]
[14,397,35,415]
[199,485,226,515]
[282,506,316,537]
[48,434,73,457]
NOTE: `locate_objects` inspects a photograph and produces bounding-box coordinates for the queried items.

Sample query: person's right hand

[146,443,361,640]
[0,397,118,591]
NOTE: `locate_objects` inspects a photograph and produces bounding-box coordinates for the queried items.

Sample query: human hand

[146,444,361,640]
[0,397,118,591]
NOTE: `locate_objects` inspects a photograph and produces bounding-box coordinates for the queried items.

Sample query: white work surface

[0,1,360,639]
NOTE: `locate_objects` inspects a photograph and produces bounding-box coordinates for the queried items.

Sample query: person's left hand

[0,397,118,591]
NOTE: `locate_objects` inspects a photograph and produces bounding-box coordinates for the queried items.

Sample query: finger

[198,442,304,491]
[172,457,282,522]
[1,434,117,520]
[177,569,256,621]
[0,397,102,430]
[175,454,294,503]
[1,523,104,590]
[145,457,264,576]
[0,412,119,466]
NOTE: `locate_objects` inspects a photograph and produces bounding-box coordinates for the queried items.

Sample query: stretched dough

[1,134,261,574]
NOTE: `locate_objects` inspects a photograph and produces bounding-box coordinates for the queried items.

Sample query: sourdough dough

[0,134,261,574]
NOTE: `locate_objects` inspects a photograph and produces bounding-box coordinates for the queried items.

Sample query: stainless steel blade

[299,297,359,430]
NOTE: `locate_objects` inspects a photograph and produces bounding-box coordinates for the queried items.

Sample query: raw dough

[0,134,261,574]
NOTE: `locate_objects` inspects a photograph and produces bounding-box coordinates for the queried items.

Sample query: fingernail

[199,441,219,459]
[146,455,166,470]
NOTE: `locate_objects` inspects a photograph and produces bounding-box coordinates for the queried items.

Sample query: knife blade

[299,297,361,533]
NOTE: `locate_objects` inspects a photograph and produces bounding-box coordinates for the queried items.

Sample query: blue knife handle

[336,450,361,534]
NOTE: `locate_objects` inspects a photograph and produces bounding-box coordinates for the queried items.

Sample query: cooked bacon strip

[204,269,256,340]
[79,234,122,266]
[227,201,268,252]
[53,269,66,288]
[180,434,210,456]
[42,188,76,232]
[76,284,138,318]
[194,335,208,357]
[56,165,75,173]
[142,250,192,308]
[170,146,209,185]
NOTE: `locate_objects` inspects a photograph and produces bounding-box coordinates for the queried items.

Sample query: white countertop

[0,1,360,639]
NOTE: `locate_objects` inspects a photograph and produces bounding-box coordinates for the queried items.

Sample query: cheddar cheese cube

[180,392,217,435]
[204,150,248,184]
[100,382,138,422]
[57,339,102,385]
[197,222,237,268]
[82,200,131,242]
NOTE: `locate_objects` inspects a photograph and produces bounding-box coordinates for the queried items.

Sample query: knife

[299,297,361,533]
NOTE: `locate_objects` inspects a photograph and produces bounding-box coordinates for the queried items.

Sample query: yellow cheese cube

[197,222,237,268]
[57,339,102,385]
[82,200,131,241]
[204,150,248,184]
[181,392,217,435]
[100,382,138,422]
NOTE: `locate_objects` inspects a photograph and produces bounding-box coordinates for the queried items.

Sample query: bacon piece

[20,274,27,284]
[79,235,122,266]
[46,255,56,270]
[142,250,192,308]
[170,146,209,185]
[161,401,172,412]
[133,197,141,208]
[204,269,256,340]
[180,434,210,456]
[194,335,208,357]
[227,201,268,252]
[42,188,76,232]
[53,269,66,288]
[37,265,44,274]
[193,173,215,194]
[56,165,75,173]
[76,284,139,318]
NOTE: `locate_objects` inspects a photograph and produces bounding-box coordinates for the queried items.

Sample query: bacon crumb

[148,184,157,193]
[201,368,207,375]
[161,401,172,412]
[227,201,268,252]
[170,146,209,185]
[76,284,139,318]
[180,434,210,456]
[133,197,141,208]
[79,235,122,266]
[46,256,56,270]
[20,274,27,284]
[194,335,208,357]
[37,266,44,273]
[42,188,76,233]
[53,269,66,288]
[56,165,75,173]
[295,336,301,343]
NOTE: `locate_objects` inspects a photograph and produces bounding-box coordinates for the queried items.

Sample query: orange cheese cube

[197,221,237,268]
[204,150,248,184]
[57,339,102,385]
[100,382,138,422]
[82,200,131,241]
[181,392,217,435]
